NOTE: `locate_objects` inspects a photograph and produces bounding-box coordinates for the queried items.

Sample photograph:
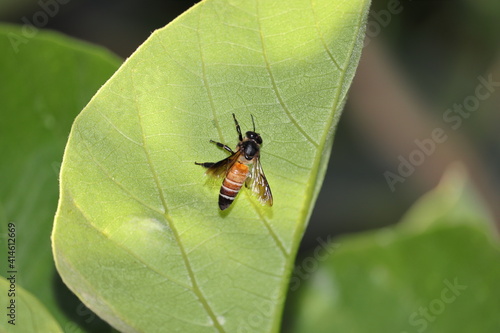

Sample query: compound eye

[244,144,255,159]
[256,136,262,144]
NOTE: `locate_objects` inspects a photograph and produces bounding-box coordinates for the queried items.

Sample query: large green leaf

[0,276,63,333]
[52,0,370,331]
[291,166,500,332]
[0,25,120,331]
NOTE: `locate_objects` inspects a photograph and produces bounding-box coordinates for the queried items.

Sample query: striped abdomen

[219,161,249,210]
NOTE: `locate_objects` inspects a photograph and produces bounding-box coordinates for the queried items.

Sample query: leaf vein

[68,195,194,330]
[76,126,164,215]
[310,0,342,71]
[255,0,319,148]
[244,190,290,257]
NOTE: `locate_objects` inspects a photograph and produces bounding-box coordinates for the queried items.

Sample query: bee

[195,113,273,210]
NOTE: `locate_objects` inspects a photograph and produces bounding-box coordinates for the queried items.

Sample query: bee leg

[232,113,243,141]
[195,162,215,168]
[210,140,234,153]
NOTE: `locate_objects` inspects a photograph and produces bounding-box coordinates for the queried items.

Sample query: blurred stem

[348,38,500,226]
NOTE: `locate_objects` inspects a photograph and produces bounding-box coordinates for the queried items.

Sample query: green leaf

[291,166,500,333]
[0,24,121,331]
[398,164,496,234]
[52,0,370,331]
[0,276,63,333]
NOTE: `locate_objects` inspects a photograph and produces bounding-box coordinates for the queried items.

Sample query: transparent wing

[206,151,241,178]
[245,158,273,206]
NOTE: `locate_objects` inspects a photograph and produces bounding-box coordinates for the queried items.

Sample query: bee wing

[206,151,241,178]
[245,158,273,206]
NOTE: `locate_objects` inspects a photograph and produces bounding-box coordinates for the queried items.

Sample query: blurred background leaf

[0,25,120,332]
[288,165,500,333]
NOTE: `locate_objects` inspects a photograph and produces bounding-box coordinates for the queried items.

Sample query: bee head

[246,131,262,145]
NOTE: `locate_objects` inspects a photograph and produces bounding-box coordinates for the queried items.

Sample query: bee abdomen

[219,162,248,210]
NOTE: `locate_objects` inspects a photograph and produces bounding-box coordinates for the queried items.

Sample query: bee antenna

[251,114,256,131]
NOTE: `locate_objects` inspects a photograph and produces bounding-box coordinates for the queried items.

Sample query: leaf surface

[52,0,370,331]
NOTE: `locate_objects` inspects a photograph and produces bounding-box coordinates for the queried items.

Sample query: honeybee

[195,114,273,210]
